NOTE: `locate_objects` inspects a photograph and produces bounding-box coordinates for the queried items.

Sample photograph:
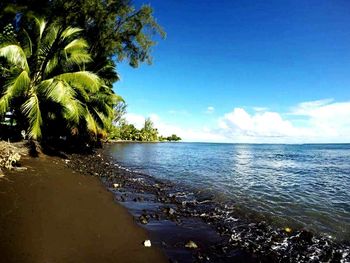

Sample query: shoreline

[1,142,349,262]
[65,143,350,262]
[0,154,166,263]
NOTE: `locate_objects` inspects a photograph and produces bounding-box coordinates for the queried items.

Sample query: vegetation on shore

[109,117,181,142]
[0,0,180,145]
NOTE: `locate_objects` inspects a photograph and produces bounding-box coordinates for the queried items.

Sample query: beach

[0,154,166,263]
[0,143,349,263]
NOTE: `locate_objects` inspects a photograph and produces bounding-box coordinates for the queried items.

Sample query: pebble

[185,240,198,249]
[168,208,175,215]
[65,150,350,263]
[143,240,152,247]
[284,227,292,233]
[139,215,149,225]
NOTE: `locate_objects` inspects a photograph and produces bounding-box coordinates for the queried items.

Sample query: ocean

[107,142,350,240]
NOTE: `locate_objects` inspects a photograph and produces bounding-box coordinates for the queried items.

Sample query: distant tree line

[108,114,181,142]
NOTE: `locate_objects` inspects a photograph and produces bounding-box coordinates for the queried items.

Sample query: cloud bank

[124,99,350,143]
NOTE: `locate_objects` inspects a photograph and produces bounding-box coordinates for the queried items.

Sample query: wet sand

[64,145,350,263]
[0,155,167,263]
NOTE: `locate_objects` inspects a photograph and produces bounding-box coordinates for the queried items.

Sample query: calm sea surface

[107,143,350,240]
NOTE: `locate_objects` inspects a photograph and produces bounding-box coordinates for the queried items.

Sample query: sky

[113,0,350,143]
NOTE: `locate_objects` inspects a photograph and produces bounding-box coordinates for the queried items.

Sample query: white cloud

[290,98,334,115]
[124,99,350,143]
[291,99,350,139]
[218,108,304,143]
[206,106,215,114]
[124,112,225,142]
[124,113,145,129]
[219,99,350,143]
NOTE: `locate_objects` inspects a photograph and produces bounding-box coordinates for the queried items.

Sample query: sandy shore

[0,155,167,263]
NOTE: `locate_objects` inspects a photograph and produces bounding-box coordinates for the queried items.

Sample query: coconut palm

[0,16,118,140]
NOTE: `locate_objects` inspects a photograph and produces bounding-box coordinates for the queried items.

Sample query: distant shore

[0,153,166,263]
[105,139,181,143]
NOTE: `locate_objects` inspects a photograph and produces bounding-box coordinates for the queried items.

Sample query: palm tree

[0,16,118,140]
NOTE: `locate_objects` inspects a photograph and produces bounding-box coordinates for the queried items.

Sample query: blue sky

[113,0,350,143]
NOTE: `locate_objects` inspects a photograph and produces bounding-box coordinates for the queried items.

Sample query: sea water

[107,143,350,240]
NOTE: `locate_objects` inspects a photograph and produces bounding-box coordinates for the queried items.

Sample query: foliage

[121,123,140,141]
[0,0,165,87]
[166,134,182,141]
[158,134,181,142]
[109,115,181,142]
[105,99,127,138]
[113,100,127,124]
[0,1,165,144]
[0,17,120,140]
[139,118,158,141]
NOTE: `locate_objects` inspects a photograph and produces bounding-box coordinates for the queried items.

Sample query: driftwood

[0,141,21,170]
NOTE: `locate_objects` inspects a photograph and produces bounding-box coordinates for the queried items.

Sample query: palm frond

[44,54,59,76]
[56,71,101,92]
[33,17,47,40]
[61,27,83,40]
[0,44,29,72]
[0,70,30,113]
[22,29,33,56]
[89,94,115,118]
[66,51,92,65]
[63,99,85,124]
[92,108,110,129]
[43,79,76,103]
[39,79,84,124]
[84,108,98,135]
[96,61,120,84]
[64,38,89,52]
[21,93,42,139]
[63,38,91,66]
[38,25,59,59]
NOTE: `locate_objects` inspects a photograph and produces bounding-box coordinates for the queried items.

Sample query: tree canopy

[0,0,166,144]
[109,116,182,142]
[0,0,165,86]
[0,16,120,140]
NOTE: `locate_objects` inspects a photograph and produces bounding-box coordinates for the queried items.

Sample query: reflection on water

[108,143,350,240]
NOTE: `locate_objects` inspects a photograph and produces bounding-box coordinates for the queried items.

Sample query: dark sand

[0,155,167,263]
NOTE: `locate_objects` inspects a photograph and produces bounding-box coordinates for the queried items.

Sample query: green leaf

[39,79,84,124]
[66,51,92,66]
[63,99,84,124]
[56,71,101,92]
[21,93,42,139]
[85,108,98,135]
[0,70,30,113]
[0,44,29,72]
[22,29,33,56]
[61,27,83,40]
[33,17,47,40]
[44,54,59,76]
[64,38,89,52]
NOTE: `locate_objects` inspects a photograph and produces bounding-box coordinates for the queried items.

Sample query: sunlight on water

[108,143,350,240]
